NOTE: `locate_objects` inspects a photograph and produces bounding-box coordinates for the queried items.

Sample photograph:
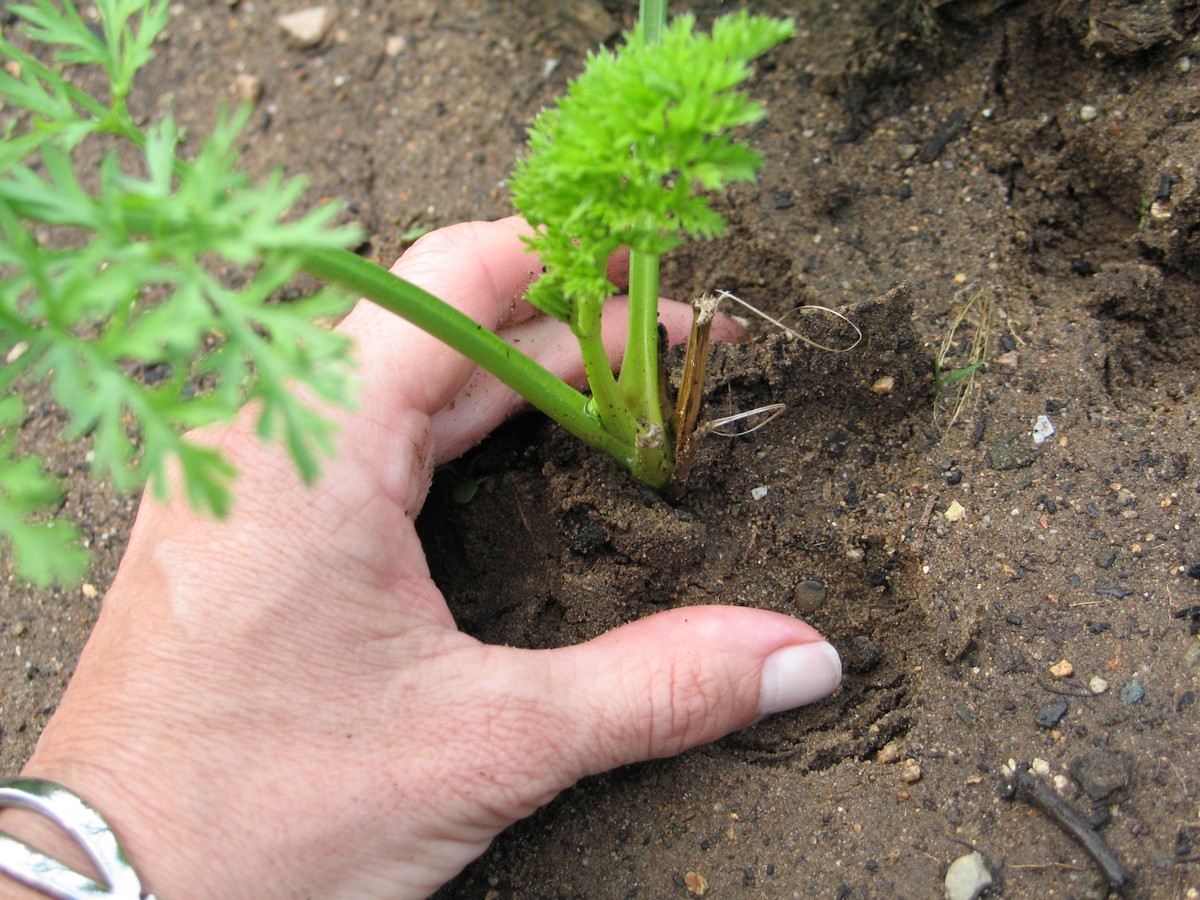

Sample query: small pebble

[1119,679,1145,707]
[684,871,708,896]
[80,583,99,599]
[12,621,27,637]
[1032,414,1055,444]
[385,34,407,57]
[1049,659,1074,678]
[278,7,334,48]
[1070,750,1132,801]
[877,740,903,765]
[944,851,992,900]
[901,759,922,784]
[750,485,768,501]
[944,500,966,522]
[794,580,827,615]
[871,375,895,394]
[1031,757,1051,777]
[1079,104,1099,122]
[233,73,264,105]
[1089,676,1109,694]
[1035,696,1069,728]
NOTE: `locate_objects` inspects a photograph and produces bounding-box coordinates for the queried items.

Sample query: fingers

[429,297,746,463]
[428,295,674,462]
[537,606,840,776]
[337,218,544,417]
[337,217,634,419]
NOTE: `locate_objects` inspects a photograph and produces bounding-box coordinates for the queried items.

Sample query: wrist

[0,775,158,899]
[6,757,170,899]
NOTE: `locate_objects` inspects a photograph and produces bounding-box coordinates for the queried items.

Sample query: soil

[3,0,1200,897]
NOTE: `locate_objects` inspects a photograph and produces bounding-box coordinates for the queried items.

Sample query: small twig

[918,493,937,548]
[1035,675,1095,697]
[708,403,785,436]
[715,290,862,353]
[667,294,719,498]
[1008,862,1089,873]
[1007,766,1132,891]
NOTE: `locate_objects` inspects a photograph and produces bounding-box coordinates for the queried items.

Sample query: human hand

[8,218,841,898]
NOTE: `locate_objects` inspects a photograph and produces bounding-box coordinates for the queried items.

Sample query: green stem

[618,247,666,433]
[618,0,671,487]
[639,0,668,41]
[301,247,634,465]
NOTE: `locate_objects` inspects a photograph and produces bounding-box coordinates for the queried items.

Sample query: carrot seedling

[0,0,791,583]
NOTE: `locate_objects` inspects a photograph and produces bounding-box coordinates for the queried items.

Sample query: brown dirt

[4,1,1200,897]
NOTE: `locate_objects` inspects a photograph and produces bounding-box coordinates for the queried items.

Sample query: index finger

[339,217,629,418]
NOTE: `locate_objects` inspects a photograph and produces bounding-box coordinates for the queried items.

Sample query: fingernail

[756,641,842,719]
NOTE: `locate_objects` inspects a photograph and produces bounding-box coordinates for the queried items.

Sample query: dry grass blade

[934,281,994,429]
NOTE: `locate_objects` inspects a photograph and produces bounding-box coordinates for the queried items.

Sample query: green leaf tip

[509,11,795,327]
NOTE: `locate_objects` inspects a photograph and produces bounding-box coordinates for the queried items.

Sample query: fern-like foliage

[0,1,360,584]
[509,11,794,331]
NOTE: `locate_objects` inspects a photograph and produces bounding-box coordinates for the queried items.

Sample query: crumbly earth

[3,1,1200,897]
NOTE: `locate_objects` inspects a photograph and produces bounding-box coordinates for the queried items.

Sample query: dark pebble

[1087,806,1111,829]
[1119,680,1145,707]
[795,580,827,614]
[986,430,1036,470]
[1070,750,1133,801]
[1036,696,1069,728]
[1095,550,1117,569]
[1185,563,1200,579]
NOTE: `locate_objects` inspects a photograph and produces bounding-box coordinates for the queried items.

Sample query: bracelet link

[0,778,156,900]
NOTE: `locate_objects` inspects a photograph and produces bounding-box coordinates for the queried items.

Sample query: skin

[2,218,840,898]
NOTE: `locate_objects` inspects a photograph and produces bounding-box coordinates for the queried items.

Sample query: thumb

[541,606,842,777]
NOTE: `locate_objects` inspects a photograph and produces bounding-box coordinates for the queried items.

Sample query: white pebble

[385,34,407,57]
[278,7,334,48]
[1031,757,1051,777]
[1089,676,1109,695]
[945,851,992,900]
[1032,414,1055,444]
[1079,104,1099,122]
[751,486,769,501]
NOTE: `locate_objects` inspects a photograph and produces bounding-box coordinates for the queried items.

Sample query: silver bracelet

[0,778,156,899]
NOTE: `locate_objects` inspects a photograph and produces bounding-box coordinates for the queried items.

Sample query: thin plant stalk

[301,247,634,465]
[613,0,673,486]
